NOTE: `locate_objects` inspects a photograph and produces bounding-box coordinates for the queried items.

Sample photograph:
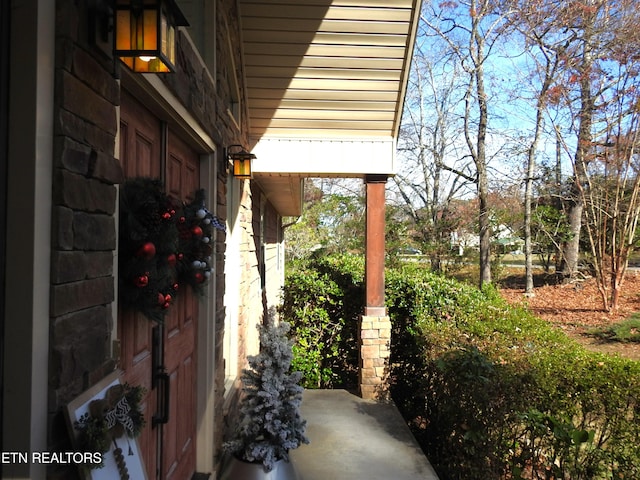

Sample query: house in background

[1,0,421,478]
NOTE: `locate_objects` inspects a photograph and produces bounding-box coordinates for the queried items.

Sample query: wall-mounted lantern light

[226,145,256,180]
[90,0,188,73]
[114,0,189,73]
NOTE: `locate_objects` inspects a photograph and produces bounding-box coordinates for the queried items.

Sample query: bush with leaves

[281,254,640,479]
[280,254,363,389]
[387,263,640,480]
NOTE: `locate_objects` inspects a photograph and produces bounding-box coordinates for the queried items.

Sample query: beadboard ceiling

[238,0,421,142]
[236,0,421,216]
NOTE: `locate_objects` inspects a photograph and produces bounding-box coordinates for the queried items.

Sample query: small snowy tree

[225,321,309,471]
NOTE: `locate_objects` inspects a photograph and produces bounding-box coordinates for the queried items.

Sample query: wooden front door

[162,131,199,480]
[119,91,198,480]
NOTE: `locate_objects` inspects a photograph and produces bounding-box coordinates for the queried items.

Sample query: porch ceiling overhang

[238,0,422,216]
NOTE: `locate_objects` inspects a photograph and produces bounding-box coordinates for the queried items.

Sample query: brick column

[360,175,390,400]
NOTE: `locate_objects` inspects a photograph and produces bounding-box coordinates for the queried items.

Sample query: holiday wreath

[177,189,226,294]
[119,178,180,322]
[119,178,225,320]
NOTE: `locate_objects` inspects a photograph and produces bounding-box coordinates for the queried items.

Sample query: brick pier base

[359,315,391,400]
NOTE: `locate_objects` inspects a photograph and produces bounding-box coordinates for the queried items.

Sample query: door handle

[151,326,162,389]
[153,370,170,427]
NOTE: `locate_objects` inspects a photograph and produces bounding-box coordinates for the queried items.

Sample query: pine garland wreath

[177,189,225,293]
[119,178,180,322]
[224,321,309,471]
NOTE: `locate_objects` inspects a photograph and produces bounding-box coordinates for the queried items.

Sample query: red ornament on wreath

[191,225,203,238]
[119,178,181,322]
[162,293,172,309]
[137,242,156,260]
[194,272,205,284]
[167,253,177,267]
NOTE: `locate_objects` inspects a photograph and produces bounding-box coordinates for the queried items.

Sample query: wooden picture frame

[65,370,148,480]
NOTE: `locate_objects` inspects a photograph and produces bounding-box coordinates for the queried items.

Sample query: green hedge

[281,255,640,479]
[279,255,363,389]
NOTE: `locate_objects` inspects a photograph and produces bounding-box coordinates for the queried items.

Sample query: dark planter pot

[220,456,301,480]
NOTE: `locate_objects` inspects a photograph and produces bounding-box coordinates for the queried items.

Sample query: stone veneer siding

[49,4,122,479]
[359,315,391,400]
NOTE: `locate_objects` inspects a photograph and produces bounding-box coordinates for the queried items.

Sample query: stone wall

[240,182,261,362]
[48,2,122,477]
[359,316,391,401]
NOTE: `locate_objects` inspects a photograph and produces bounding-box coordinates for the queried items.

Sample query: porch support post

[359,174,391,400]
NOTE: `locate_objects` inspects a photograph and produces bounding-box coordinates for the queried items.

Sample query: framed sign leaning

[65,370,148,480]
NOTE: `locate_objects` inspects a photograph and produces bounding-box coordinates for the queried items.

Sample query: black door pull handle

[153,370,170,427]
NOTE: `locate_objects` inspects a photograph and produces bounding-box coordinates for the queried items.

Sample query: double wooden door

[119,90,198,480]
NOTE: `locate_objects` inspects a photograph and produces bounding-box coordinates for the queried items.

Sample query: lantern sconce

[90,0,189,73]
[226,145,256,180]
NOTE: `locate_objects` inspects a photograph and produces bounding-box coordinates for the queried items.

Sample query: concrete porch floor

[289,390,440,480]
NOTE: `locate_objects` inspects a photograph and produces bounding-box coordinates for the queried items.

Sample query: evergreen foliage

[225,321,309,472]
[281,254,640,479]
[279,255,363,389]
[118,179,224,321]
[119,177,179,322]
[177,188,223,293]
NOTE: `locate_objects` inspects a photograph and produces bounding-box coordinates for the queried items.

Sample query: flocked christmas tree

[225,320,309,472]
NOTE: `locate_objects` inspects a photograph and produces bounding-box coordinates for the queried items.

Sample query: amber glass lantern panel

[115,0,179,73]
[233,157,253,179]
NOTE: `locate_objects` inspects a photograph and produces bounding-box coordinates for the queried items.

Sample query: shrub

[387,265,640,480]
[281,254,640,479]
[279,255,363,389]
[588,315,640,343]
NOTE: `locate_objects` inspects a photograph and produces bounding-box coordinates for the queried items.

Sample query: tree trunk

[560,199,583,280]
[560,14,595,282]
[473,3,492,288]
[524,56,555,295]
[610,256,625,311]
[478,177,492,287]
[554,126,564,273]
[524,145,536,295]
